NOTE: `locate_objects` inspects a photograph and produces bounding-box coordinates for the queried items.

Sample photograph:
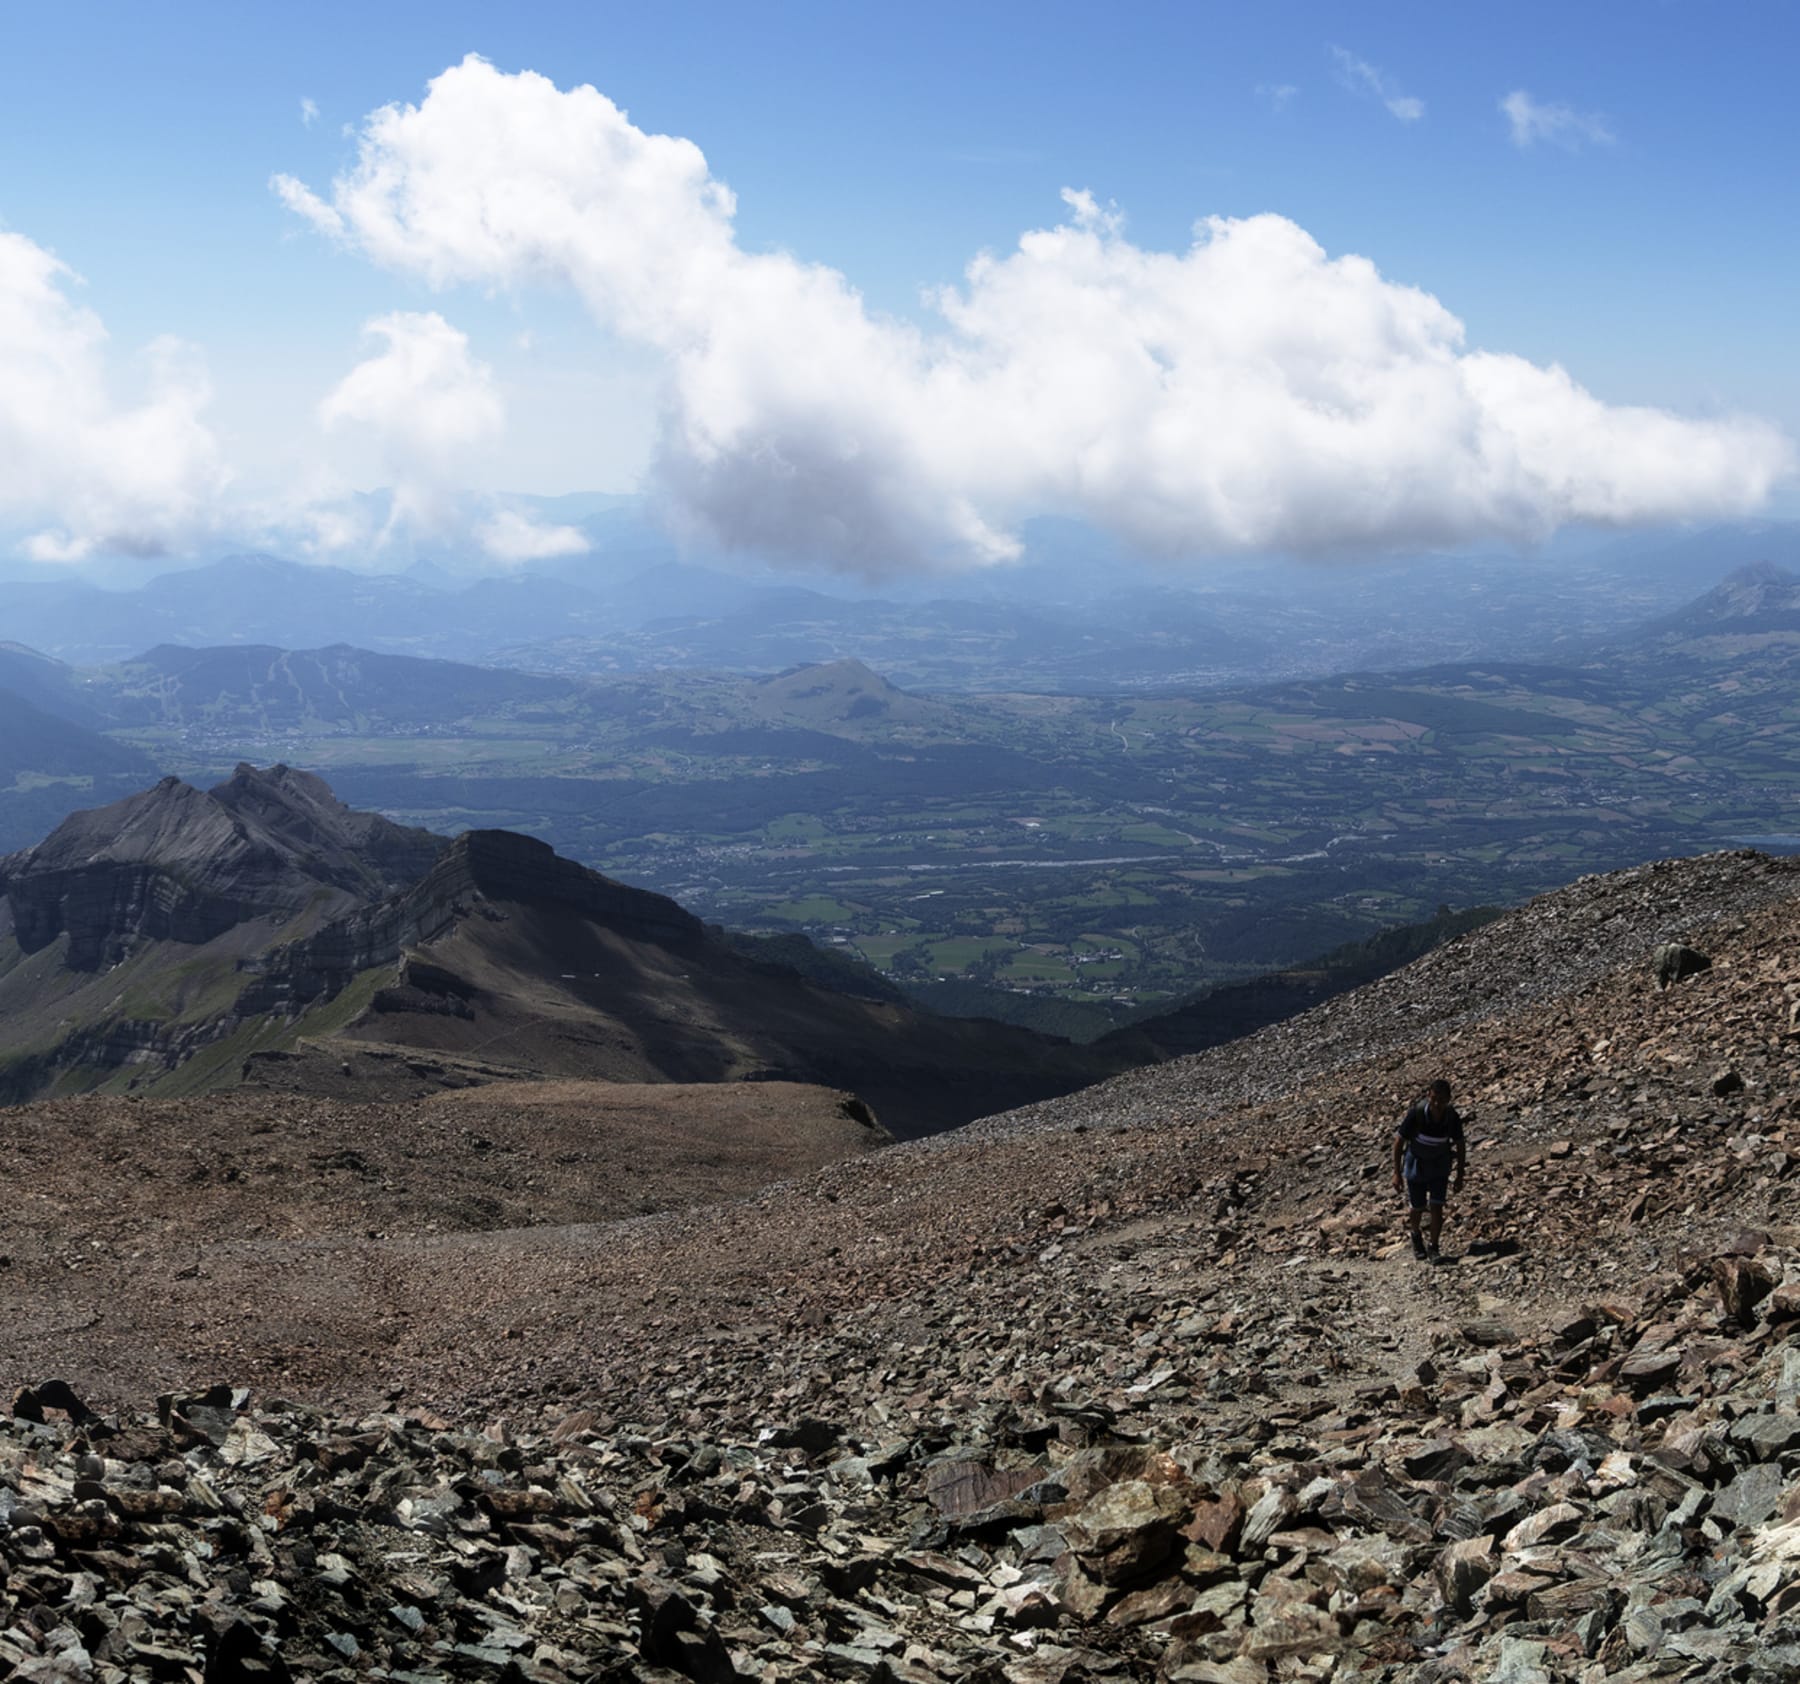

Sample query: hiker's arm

[1391,1133,1405,1189]
[1454,1132,1467,1190]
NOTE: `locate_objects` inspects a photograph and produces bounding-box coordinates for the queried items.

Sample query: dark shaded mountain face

[261,826,1123,1138]
[0,679,165,853]
[0,687,153,785]
[0,770,1124,1133]
[0,764,446,970]
[0,641,104,725]
[1098,904,1504,1063]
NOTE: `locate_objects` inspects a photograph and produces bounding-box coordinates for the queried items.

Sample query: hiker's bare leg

[1427,1206,1445,1248]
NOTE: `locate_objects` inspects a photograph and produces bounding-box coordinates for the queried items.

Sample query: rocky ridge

[236,828,706,1017]
[3,850,1800,1679]
[0,768,451,1102]
[987,848,1800,1147]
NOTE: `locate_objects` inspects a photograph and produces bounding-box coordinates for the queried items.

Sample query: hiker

[1392,1079,1466,1261]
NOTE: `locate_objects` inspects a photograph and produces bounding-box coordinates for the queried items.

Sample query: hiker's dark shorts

[1404,1154,1450,1209]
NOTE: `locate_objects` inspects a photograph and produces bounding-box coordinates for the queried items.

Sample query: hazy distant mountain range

[1,514,1797,690]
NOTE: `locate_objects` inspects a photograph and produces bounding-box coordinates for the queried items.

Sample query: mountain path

[1043,1190,1543,1434]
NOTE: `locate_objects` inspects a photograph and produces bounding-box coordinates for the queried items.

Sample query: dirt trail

[1054,1190,1547,1423]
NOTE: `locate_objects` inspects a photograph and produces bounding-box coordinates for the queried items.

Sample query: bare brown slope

[0,1078,882,1254]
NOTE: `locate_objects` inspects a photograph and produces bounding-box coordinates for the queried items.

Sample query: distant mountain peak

[744,657,959,734]
[759,656,896,688]
[1618,560,1800,651]
[214,760,331,802]
[1715,559,1799,601]
[163,552,311,582]
[743,658,940,731]
[1724,559,1790,584]
[1679,560,1800,625]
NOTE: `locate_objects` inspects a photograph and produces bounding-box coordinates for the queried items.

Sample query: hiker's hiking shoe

[1411,1233,1428,1261]
[1426,1241,1442,1263]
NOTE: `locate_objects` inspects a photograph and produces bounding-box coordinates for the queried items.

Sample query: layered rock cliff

[0,764,445,970]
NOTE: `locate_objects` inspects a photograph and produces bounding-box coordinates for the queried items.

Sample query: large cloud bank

[0,230,225,561]
[276,58,1791,573]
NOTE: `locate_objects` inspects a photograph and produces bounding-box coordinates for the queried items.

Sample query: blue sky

[0,1,1795,569]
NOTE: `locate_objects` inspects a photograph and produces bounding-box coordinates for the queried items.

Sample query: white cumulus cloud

[278,56,1792,573]
[1330,48,1424,123]
[318,309,504,538]
[1501,90,1616,150]
[476,508,589,562]
[0,229,226,561]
